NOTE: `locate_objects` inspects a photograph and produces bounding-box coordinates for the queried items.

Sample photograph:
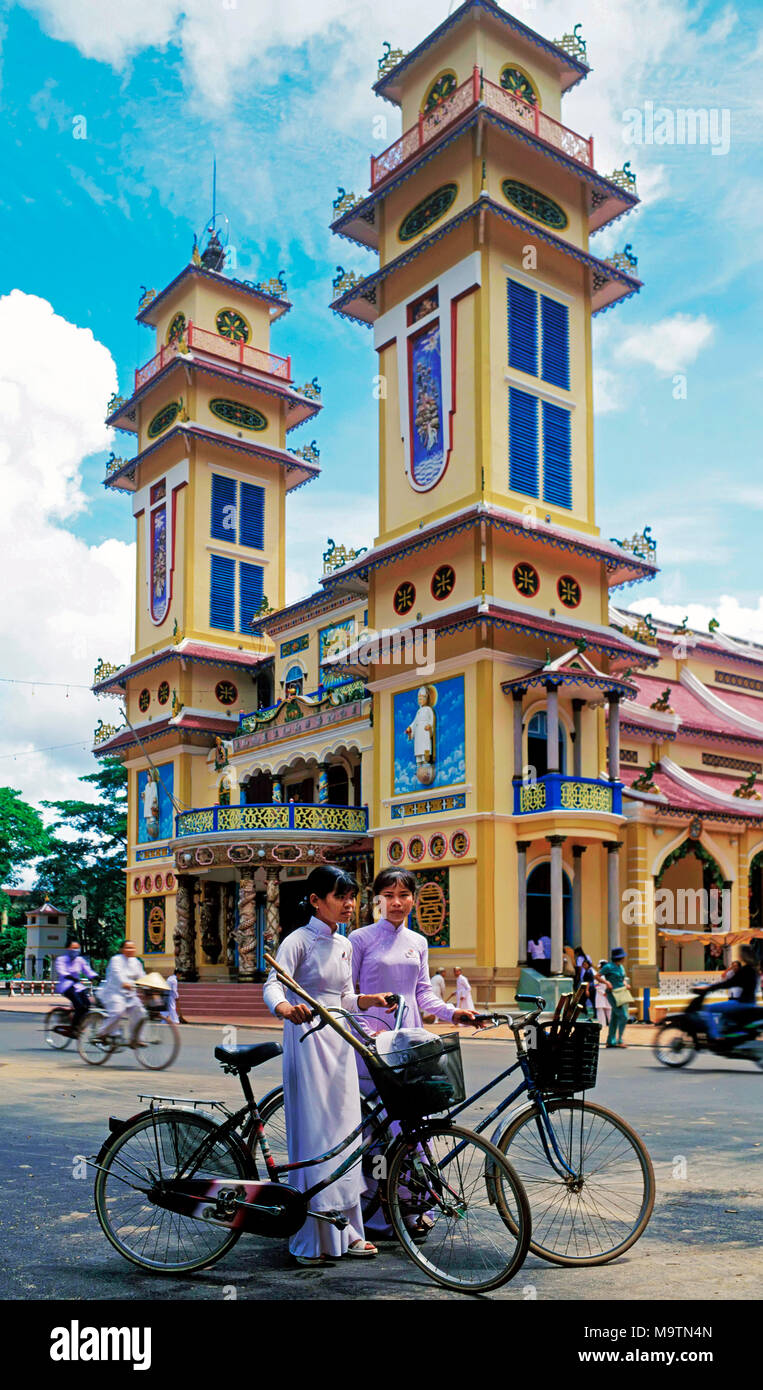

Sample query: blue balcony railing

[514,775,622,816]
[175,802,369,838]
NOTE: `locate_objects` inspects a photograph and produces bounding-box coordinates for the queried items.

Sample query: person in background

[451,966,475,1012]
[429,965,446,1002]
[598,946,630,1048]
[162,971,182,1025]
[54,938,96,1029]
[593,959,612,1030]
[96,940,146,1041]
[578,953,596,1016]
[539,935,552,977]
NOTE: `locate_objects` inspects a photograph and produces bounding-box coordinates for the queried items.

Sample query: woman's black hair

[294,864,359,927]
[373,867,418,896]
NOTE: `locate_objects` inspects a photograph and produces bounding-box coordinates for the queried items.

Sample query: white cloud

[615,312,714,375]
[285,486,377,605]
[0,291,133,808]
[593,365,623,414]
[627,595,763,647]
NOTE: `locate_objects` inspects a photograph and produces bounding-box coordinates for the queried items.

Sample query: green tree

[37,759,127,970]
[0,925,27,973]
[0,788,50,886]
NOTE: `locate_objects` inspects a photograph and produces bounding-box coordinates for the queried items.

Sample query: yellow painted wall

[149,276,274,357]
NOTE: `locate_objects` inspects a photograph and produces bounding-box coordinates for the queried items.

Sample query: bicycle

[77,986,180,1071]
[262,990,655,1268]
[44,988,95,1050]
[88,965,531,1294]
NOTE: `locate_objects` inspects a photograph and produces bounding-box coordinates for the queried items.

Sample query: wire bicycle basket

[525,1018,600,1094]
[368,1030,466,1122]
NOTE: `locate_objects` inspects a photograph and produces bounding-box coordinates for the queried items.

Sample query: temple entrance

[278,878,309,939]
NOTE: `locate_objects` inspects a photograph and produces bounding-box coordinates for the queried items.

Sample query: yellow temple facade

[94,0,763,1006]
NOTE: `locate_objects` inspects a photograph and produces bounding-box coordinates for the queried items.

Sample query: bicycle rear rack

[137,1093,233,1115]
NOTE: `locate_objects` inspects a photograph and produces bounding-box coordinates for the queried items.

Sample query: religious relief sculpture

[264,869,281,954]
[212,736,231,772]
[173,876,197,980]
[237,872,257,981]
[406,685,438,786]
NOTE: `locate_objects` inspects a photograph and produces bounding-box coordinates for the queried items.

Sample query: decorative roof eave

[621,720,677,743]
[331,113,637,251]
[320,502,657,593]
[373,0,588,106]
[136,265,292,327]
[92,642,273,695]
[330,196,641,325]
[104,424,320,493]
[93,711,237,758]
[105,356,321,435]
[250,588,365,639]
[662,755,763,816]
[623,786,763,827]
[501,670,639,700]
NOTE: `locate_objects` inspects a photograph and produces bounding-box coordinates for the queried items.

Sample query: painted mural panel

[393,675,465,794]
[138,764,175,843]
[143,896,166,954]
[410,868,450,948]
[319,617,355,688]
[409,320,445,488]
[151,504,169,622]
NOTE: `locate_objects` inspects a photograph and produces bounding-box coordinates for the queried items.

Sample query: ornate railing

[370,68,593,188]
[514,775,621,816]
[134,323,291,392]
[175,803,369,837]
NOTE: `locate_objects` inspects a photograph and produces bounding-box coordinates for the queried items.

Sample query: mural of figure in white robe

[405,684,437,786]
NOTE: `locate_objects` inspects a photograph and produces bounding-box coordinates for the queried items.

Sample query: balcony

[175,802,369,838]
[370,68,593,188]
[134,323,292,393]
[514,774,622,817]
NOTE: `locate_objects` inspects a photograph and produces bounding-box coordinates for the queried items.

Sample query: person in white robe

[451,967,475,1012]
[96,940,146,1038]
[263,865,393,1266]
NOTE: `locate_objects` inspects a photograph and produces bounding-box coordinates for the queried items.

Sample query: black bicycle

[262,991,655,1267]
[89,982,531,1294]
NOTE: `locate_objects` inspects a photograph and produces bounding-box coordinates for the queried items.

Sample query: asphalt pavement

[1,1011,761,1301]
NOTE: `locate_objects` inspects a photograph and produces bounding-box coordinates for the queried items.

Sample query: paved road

[1,1012,760,1301]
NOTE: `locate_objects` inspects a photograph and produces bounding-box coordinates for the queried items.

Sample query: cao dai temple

[92,0,763,1009]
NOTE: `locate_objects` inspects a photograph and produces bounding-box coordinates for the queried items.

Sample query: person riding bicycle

[96,939,147,1042]
[54,937,96,1028]
[699,946,761,1039]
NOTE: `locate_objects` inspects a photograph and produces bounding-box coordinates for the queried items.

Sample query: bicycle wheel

[44,1007,74,1050]
[654,1024,696,1067]
[496,1098,655,1267]
[386,1124,531,1293]
[94,1111,250,1273]
[258,1087,289,1170]
[134,1016,180,1071]
[77,1010,116,1066]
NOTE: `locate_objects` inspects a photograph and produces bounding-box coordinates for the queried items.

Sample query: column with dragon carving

[224,884,238,972]
[174,874,198,981]
[237,870,257,982]
[200,880,222,965]
[264,867,281,954]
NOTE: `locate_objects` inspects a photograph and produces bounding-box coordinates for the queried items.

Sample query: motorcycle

[654,988,763,1069]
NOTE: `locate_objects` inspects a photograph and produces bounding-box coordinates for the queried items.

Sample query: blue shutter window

[211,473,237,541]
[542,401,572,509]
[240,482,265,550]
[509,387,539,498]
[239,561,264,632]
[210,553,235,631]
[541,296,570,389]
[507,279,538,376]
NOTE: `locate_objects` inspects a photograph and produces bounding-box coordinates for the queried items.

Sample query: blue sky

[0,0,760,806]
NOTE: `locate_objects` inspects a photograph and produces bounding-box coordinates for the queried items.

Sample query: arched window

[527,710,567,777]
[526,863,573,951]
[284,665,304,696]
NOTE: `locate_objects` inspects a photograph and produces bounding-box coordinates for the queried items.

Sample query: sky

[0,0,761,815]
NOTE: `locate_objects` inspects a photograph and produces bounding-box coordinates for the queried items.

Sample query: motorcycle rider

[701,946,761,1039]
[53,937,97,1028]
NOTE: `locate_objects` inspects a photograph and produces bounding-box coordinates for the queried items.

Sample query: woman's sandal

[345,1240,378,1258]
[293,1254,335,1267]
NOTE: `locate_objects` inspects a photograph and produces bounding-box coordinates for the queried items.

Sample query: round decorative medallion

[450,829,470,858]
[398,183,458,243]
[416,881,446,937]
[157,680,170,705]
[408,835,426,863]
[165,872,176,890]
[387,838,405,865]
[133,876,142,893]
[423,71,457,112]
[210,398,267,431]
[557,575,581,608]
[428,832,447,860]
[147,903,165,946]
[502,179,568,230]
[499,66,538,106]
[513,561,540,597]
[689,816,702,840]
[138,688,150,713]
[216,308,251,343]
[393,581,416,616]
[431,564,456,601]
[147,401,181,439]
[166,311,186,345]
[154,873,163,892]
[144,875,153,893]
[215,679,238,706]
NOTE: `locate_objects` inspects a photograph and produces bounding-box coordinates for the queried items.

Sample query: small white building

[24,899,69,980]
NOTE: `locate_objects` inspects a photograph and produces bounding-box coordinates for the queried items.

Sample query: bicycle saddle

[214,1041,283,1072]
